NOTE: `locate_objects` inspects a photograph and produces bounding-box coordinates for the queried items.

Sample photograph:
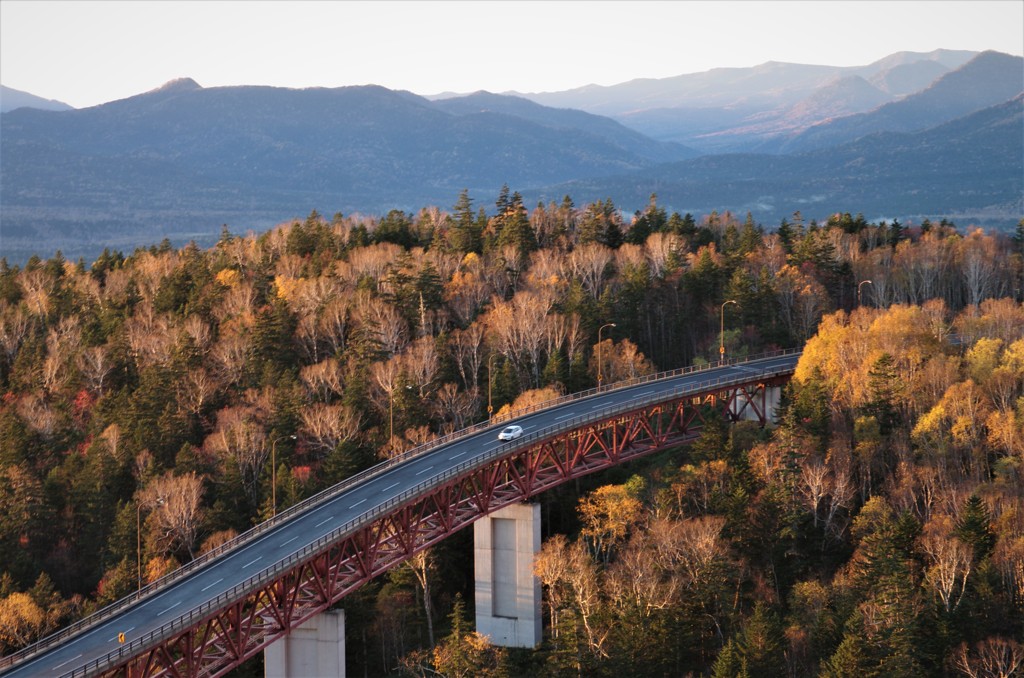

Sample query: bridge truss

[35,374,789,678]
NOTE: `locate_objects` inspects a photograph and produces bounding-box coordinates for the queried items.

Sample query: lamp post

[597,323,616,388]
[720,300,737,362]
[487,353,500,420]
[857,280,873,307]
[137,497,163,591]
[271,434,296,518]
[389,386,396,446]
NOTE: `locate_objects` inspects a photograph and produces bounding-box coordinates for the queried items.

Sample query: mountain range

[0,85,73,113]
[0,49,1021,263]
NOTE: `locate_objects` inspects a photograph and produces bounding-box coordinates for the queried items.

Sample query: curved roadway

[2,352,799,677]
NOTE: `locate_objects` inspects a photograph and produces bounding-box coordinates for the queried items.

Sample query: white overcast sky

[2,1,1022,109]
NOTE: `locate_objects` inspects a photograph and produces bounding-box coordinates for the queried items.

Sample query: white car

[497,425,523,441]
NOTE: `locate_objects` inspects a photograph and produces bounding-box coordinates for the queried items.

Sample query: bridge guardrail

[54,359,798,678]
[1,350,799,674]
[0,348,800,671]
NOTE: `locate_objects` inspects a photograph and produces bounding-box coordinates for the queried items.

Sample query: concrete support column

[265,608,345,678]
[473,502,542,648]
[733,385,783,425]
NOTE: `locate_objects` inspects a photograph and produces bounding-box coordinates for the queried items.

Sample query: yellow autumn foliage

[459,251,480,269]
[273,275,305,303]
[966,338,1004,384]
[493,385,564,422]
[0,592,44,650]
[913,379,992,448]
[578,483,644,555]
[214,268,240,288]
[796,304,948,414]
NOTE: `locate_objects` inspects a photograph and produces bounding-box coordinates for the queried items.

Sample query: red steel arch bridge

[0,350,799,678]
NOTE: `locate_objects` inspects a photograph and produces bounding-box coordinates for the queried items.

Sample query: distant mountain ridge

[522,49,992,151]
[0,48,1020,264]
[0,81,692,261]
[518,49,978,114]
[0,85,74,113]
[529,95,1023,224]
[774,50,1024,152]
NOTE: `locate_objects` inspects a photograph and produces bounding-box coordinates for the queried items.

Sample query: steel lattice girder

[101,380,779,678]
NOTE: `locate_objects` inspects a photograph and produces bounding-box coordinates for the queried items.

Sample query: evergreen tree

[737,602,788,677]
[374,209,415,248]
[495,191,537,256]
[954,495,995,562]
[667,211,697,238]
[690,409,730,463]
[578,199,623,248]
[1013,218,1024,256]
[887,219,905,247]
[432,593,487,678]
[494,183,511,216]
[735,214,763,256]
[712,637,747,678]
[450,189,482,254]
[625,194,667,245]
[828,498,925,677]
[865,353,901,434]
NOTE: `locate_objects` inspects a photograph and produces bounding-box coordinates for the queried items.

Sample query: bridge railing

[54,360,798,678]
[0,349,799,673]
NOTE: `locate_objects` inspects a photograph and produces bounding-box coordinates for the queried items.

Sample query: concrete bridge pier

[265,608,345,678]
[473,502,542,648]
[731,384,783,425]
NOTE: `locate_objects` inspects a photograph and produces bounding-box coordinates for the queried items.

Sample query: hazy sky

[2,1,1022,109]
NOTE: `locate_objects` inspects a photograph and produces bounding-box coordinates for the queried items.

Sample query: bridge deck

[0,351,799,678]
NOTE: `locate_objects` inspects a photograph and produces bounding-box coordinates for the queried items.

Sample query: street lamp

[597,323,616,388]
[857,280,873,307]
[271,434,296,518]
[487,353,500,420]
[720,300,737,362]
[137,496,163,591]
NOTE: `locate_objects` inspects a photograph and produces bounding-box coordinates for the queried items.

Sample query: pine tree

[887,219,905,247]
[736,214,763,256]
[374,209,415,248]
[495,191,537,256]
[865,353,901,434]
[450,189,482,254]
[955,495,995,562]
[712,637,747,678]
[737,601,788,677]
[831,498,925,677]
[1013,218,1024,254]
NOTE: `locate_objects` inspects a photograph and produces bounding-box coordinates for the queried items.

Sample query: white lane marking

[279,536,298,548]
[315,515,334,527]
[158,601,181,616]
[382,482,399,492]
[349,498,367,509]
[415,466,434,476]
[201,578,224,592]
[242,556,262,569]
[634,390,654,396]
[449,451,466,459]
[109,626,136,642]
[555,412,576,420]
[52,653,83,670]
[592,402,607,409]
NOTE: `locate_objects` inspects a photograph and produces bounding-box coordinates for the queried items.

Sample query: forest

[0,189,1022,677]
